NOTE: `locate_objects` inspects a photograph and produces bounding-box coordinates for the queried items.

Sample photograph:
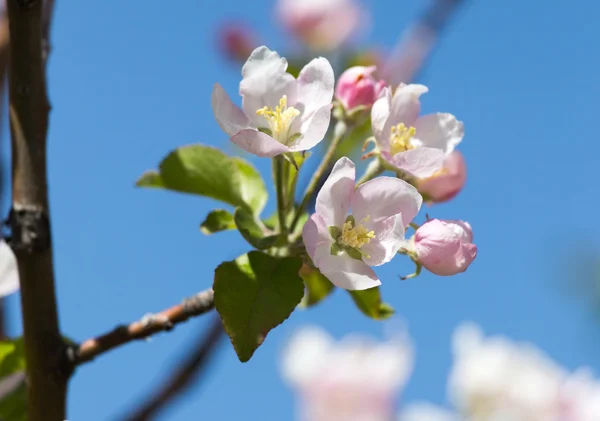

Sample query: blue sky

[3,0,600,419]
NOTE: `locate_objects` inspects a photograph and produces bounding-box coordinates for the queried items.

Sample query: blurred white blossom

[282,326,413,421]
[0,240,18,297]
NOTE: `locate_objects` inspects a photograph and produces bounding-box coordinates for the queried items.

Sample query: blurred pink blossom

[217,21,258,63]
[276,0,364,51]
[282,326,413,421]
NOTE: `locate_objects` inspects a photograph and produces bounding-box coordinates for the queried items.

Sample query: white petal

[371,87,392,149]
[386,147,445,178]
[315,157,355,227]
[240,47,297,127]
[290,104,331,152]
[0,241,18,297]
[352,176,422,227]
[320,253,380,290]
[360,213,404,266]
[295,57,335,117]
[414,113,464,154]
[389,83,427,125]
[211,83,250,137]
[230,129,290,157]
[302,214,334,268]
[281,326,333,387]
[399,403,461,421]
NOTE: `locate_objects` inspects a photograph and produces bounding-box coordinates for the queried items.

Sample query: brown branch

[123,315,225,421]
[6,1,65,421]
[382,0,466,84]
[73,288,216,365]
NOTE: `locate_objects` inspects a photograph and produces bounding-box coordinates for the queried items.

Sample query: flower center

[340,217,375,249]
[389,123,417,155]
[256,95,300,144]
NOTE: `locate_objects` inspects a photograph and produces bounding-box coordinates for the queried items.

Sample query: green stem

[274,156,288,237]
[289,120,348,233]
[355,160,384,187]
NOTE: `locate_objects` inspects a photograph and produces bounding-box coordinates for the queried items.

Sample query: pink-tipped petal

[414,113,464,154]
[389,147,445,179]
[211,83,250,137]
[335,65,383,111]
[302,214,334,268]
[230,129,290,157]
[352,176,422,227]
[418,151,467,203]
[315,157,355,227]
[320,253,381,290]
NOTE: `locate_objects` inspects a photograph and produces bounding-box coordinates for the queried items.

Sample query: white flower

[371,84,464,178]
[282,326,414,421]
[398,403,462,421]
[302,157,422,290]
[212,46,334,157]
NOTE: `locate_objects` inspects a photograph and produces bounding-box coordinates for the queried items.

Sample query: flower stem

[289,120,348,233]
[355,160,384,187]
[274,156,288,238]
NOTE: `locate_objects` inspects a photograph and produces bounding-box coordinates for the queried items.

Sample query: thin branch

[382,0,466,84]
[73,288,216,366]
[6,1,65,421]
[123,316,225,421]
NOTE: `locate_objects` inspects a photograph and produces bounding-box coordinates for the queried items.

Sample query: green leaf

[200,209,236,235]
[299,264,335,307]
[136,170,166,188]
[349,287,394,320]
[234,207,279,250]
[0,338,27,421]
[232,158,268,215]
[136,144,268,214]
[214,252,304,362]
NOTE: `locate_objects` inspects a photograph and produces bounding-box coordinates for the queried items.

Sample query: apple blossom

[335,66,385,112]
[558,370,600,421]
[212,46,334,157]
[302,157,422,290]
[371,84,464,178]
[417,151,467,204]
[282,326,413,421]
[0,240,18,297]
[276,0,363,51]
[408,219,477,276]
[397,403,461,421]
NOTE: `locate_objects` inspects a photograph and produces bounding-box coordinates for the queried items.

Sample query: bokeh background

[2,0,600,419]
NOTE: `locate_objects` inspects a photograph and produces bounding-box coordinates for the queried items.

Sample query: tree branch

[73,288,216,366]
[123,316,225,421]
[6,1,66,421]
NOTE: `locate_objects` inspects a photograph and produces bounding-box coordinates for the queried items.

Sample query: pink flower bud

[413,219,477,276]
[335,66,386,111]
[417,151,466,204]
[217,22,257,63]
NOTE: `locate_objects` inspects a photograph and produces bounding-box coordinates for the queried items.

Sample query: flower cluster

[282,325,600,421]
[212,46,476,291]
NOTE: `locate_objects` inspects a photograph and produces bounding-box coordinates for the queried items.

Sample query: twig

[73,288,216,366]
[123,316,225,421]
[382,0,466,84]
[6,1,65,421]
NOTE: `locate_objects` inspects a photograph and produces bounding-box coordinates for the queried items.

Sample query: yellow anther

[256,95,300,144]
[340,219,376,249]
[390,123,417,155]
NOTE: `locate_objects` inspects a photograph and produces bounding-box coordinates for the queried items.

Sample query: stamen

[390,123,417,155]
[340,217,375,249]
[256,95,300,144]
